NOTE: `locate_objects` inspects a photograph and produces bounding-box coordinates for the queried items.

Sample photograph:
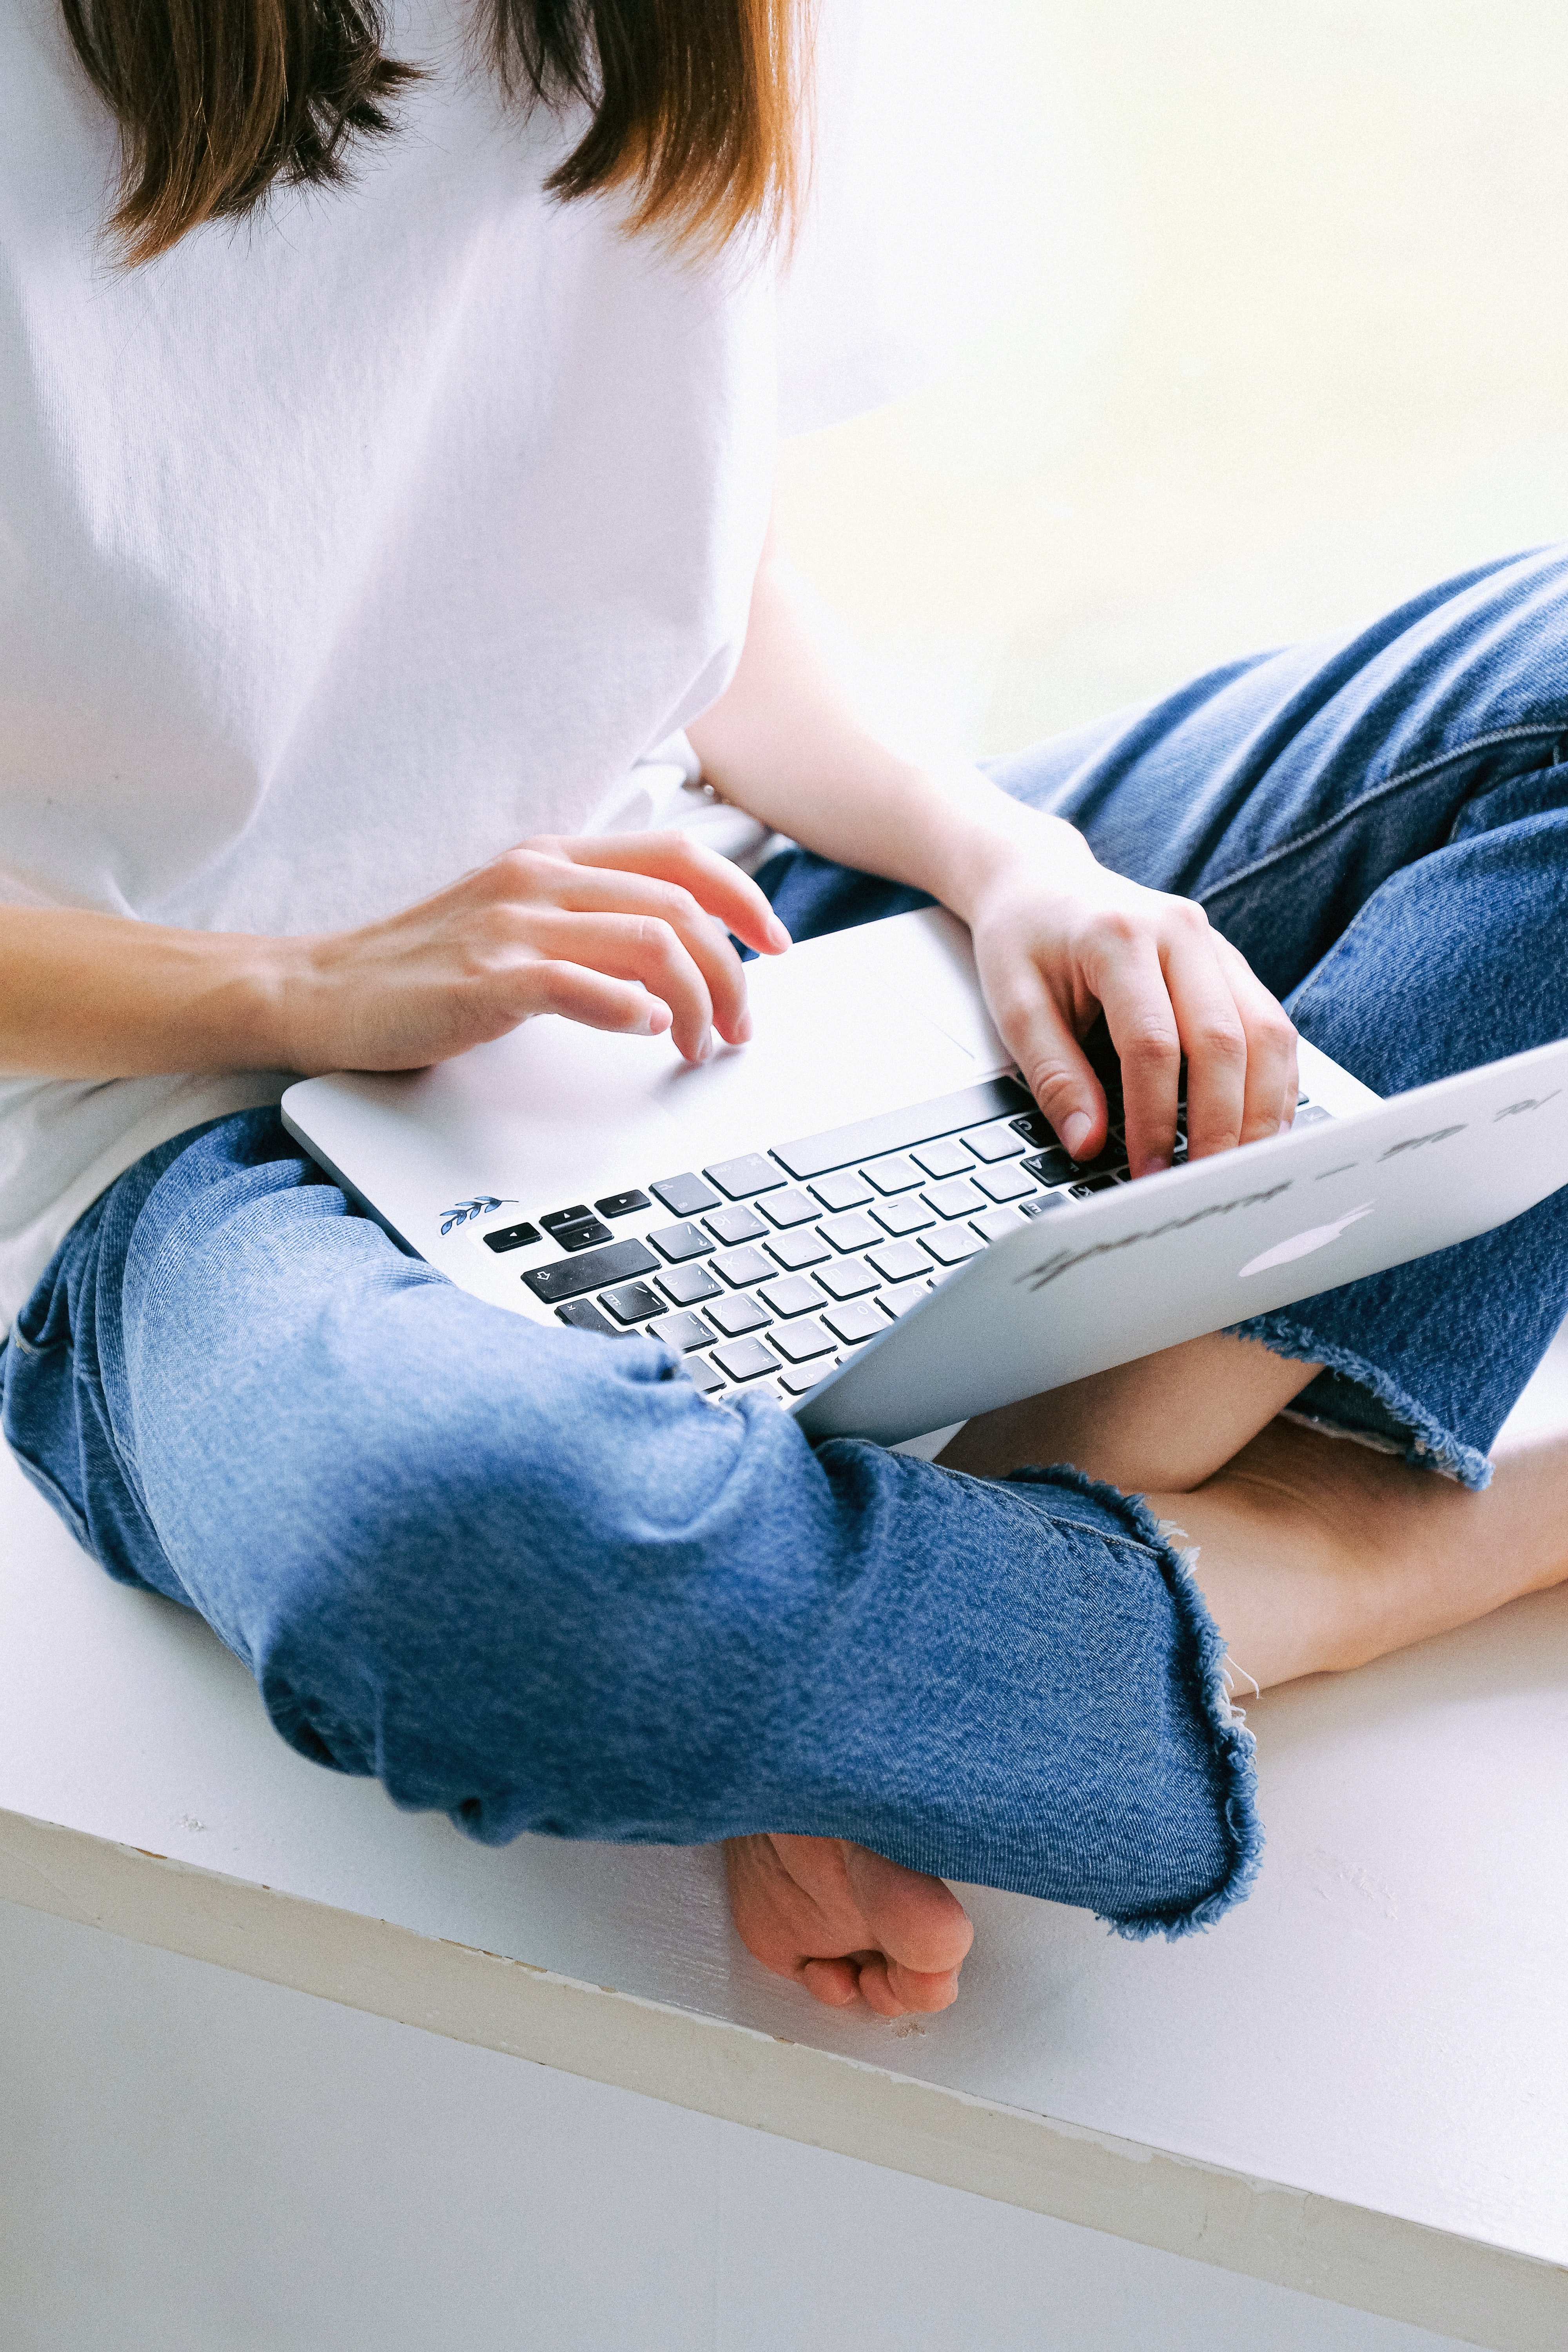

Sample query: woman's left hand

[962,828,1299,1178]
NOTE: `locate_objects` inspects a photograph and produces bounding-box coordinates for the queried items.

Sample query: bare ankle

[1166,1416,1568,1694]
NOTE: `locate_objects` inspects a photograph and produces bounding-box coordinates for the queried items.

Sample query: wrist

[929,783,1098,928]
[237,932,325,1073]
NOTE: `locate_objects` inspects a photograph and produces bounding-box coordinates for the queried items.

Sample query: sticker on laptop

[439,1195,516,1236]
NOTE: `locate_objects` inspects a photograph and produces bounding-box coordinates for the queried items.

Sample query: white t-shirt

[0,0,903,1325]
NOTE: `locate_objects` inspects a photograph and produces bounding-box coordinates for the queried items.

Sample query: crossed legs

[726,1331,1568,2014]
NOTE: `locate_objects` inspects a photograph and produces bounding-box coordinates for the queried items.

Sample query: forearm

[0,906,289,1078]
[686,533,1096,920]
[0,837,790,1083]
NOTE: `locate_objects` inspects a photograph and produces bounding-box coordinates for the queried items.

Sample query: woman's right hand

[279,831,792,1076]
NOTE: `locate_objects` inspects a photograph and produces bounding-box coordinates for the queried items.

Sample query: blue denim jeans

[5,548,1568,1932]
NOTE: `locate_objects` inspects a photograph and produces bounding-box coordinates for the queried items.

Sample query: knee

[242,1334,770,1699]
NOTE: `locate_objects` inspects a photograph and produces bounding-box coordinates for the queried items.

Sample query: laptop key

[866,1237,929,1284]
[810,1169,873,1213]
[594,1190,650,1218]
[683,1356,728,1396]
[879,1279,931,1317]
[821,1298,886,1346]
[759,1273,826,1318]
[819,1209,881,1253]
[766,1227,831,1272]
[483,1221,543,1255]
[871,1195,933,1237]
[712,1243,774,1287]
[923,1176,985,1219]
[1009,1110,1055,1149]
[704,1152,785,1199]
[761,1187,820,1228]
[657,1261,723,1306]
[924,1225,984,1267]
[554,1298,618,1334]
[911,1135,971,1179]
[706,1203,769,1247]
[971,1203,1029,1243]
[862,1152,922,1194]
[649,1309,715,1352]
[542,1205,593,1230]
[523,1238,659,1304]
[711,1335,781,1382]
[1022,1148,1076,1187]
[706,1292,771,1339]
[815,1254,879,1301]
[960,1120,1025,1163]
[777,1359,837,1396]
[975,1162,1035,1203]
[772,1076,1033,1181]
[1019,1191,1071,1218]
[648,1220,715,1262]
[601,1280,664,1325]
[552,1217,614,1252]
[769,1316,835,1364]
[650,1172,720,1217]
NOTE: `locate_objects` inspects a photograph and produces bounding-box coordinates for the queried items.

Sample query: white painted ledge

[3,1339,1565,2350]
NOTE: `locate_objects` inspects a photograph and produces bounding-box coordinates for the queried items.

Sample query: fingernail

[699,1030,715,1062]
[1278,1115,1293,1134]
[735,1011,754,1043]
[1062,1112,1092,1157]
[646,1005,671,1034]
[768,918,792,951]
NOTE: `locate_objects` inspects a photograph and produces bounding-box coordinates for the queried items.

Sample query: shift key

[522,1238,658,1304]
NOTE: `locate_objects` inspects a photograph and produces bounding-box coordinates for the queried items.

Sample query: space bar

[771,1075,1033,1181]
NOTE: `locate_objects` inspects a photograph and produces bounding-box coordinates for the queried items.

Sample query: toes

[723,1833,976,2016]
[884,1960,963,2014]
[800,1956,862,2007]
[855,1955,960,2017]
[855,1956,904,2016]
[840,1843,975,1976]
[798,1951,964,2018]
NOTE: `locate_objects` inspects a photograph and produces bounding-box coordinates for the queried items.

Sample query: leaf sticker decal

[439,1195,516,1235]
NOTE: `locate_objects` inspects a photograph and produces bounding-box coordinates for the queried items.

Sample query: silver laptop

[282,907,1568,1447]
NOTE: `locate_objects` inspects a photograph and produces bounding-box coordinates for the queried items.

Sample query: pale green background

[779,0,1568,763]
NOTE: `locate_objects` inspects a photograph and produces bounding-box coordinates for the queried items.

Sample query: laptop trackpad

[298,908,1010,1230]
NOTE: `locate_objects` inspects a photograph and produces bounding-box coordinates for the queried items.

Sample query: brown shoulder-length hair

[59,0,808,266]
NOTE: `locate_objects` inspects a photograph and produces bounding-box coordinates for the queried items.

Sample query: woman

[3,0,1565,2017]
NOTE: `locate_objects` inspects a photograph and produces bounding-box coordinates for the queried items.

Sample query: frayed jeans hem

[1000,1461,1265,1940]
[1228,1313,1493,1490]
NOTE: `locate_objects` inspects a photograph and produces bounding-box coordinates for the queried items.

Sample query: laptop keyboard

[489,1073,1328,1406]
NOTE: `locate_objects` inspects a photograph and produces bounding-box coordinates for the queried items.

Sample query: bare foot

[724,1833,975,2015]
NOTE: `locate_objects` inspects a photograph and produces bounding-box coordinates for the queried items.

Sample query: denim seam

[1198,721,1568,906]
[926,1463,1170,1563]
[4,1434,94,1551]
[1225,1312,1493,1489]
[1000,1461,1264,1939]
[1024,1509,1167,1559]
